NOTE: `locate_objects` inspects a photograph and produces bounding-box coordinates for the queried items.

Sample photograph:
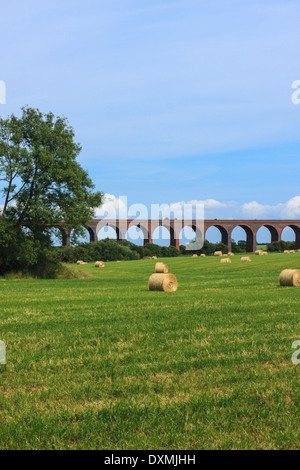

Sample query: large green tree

[0,107,102,275]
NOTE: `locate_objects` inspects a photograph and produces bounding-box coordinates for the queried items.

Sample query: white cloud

[285,197,300,218]
[94,194,127,219]
[95,194,300,220]
[187,199,232,209]
[242,197,300,219]
[242,201,276,218]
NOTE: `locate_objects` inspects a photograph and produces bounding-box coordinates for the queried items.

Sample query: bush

[185,240,229,256]
[143,243,162,258]
[52,239,185,263]
[161,246,180,257]
[0,223,62,277]
[231,240,244,253]
[267,241,295,252]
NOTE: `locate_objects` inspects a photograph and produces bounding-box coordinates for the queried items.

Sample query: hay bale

[148,273,177,292]
[76,260,84,265]
[192,254,198,258]
[228,252,234,256]
[155,262,168,273]
[152,256,158,260]
[284,250,290,254]
[220,258,231,264]
[200,254,206,257]
[290,250,295,254]
[262,251,268,255]
[255,250,263,255]
[279,269,300,287]
[95,261,105,268]
[241,256,251,262]
[214,251,222,256]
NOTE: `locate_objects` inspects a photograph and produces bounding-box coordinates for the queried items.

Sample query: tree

[0,107,103,275]
[231,239,243,253]
[237,240,247,250]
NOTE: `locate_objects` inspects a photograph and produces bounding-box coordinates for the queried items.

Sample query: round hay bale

[284,250,290,254]
[152,256,158,260]
[290,250,295,254]
[279,269,300,287]
[95,261,105,268]
[76,260,84,265]
[148,273,177,292]
[220,258,231,264]
[241,256,251,262]
[228,252,234,256]
[200,254,206,257]
[262,251,268,255]
[192,254,198,258]
[255,250,263,255]
[155,262,168,273]
[214,251,222,257]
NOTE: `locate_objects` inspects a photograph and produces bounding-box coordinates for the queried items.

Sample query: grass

[0,253,299,450]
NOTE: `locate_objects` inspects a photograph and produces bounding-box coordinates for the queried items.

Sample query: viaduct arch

[61,219,300,252]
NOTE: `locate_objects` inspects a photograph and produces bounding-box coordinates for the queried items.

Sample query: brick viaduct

[62,219,300,252]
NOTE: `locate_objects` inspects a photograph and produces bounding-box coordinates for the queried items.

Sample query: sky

[1,0,300,242]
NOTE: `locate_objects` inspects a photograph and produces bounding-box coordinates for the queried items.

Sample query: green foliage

[231,240,244,253]
[183,239,246,255]
[0,219,61,277]
[55,239,181,263]
[161,245,180,257]
[267,240,295,252]
[0,107,102,276]
[143,242,162,257]
[185,239,230,256]
[237,240,247,250]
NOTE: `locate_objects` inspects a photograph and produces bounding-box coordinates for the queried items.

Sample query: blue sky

[1,0,300,242]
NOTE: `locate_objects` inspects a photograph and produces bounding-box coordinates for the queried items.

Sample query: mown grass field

[0,253,299,450]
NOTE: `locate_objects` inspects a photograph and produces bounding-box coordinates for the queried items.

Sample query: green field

[0,253,299,450]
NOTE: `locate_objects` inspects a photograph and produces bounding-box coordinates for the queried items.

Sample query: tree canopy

[0,107,103,275]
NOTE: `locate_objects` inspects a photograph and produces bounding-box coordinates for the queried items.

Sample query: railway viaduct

[62,219,300,252]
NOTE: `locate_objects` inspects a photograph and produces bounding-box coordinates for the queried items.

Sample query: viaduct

[62,219,300,252]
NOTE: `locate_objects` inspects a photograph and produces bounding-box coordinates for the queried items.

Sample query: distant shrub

[231,241,244,253]
[237,240,247,250]
[143,243,162,258]
[267,241,295,252]
[161,246,180,257]
[54,239,184,262]
[185,240,230,256]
